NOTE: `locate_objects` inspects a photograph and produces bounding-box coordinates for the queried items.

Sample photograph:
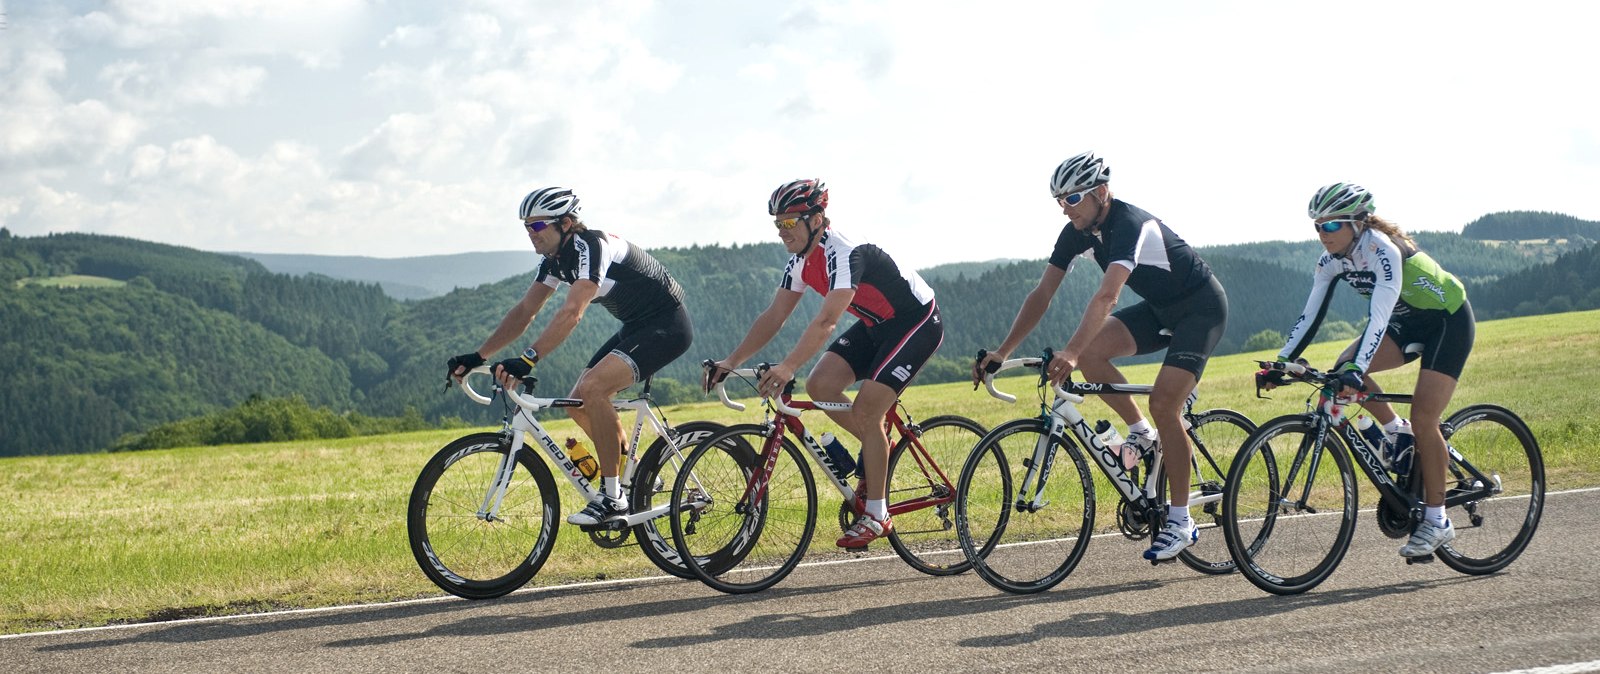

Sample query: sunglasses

[1055,187,1096,208]
[524,219,557,233]
[774,214,806,230]
[1314,219,1358,233]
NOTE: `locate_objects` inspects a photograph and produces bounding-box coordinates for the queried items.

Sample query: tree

[1243,329,1284,352]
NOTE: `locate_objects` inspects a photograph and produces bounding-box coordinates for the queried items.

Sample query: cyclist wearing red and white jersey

[972,151,1229,562]
[706,179,943,549]
[447,186,693,527]
[1264,182,1473,558]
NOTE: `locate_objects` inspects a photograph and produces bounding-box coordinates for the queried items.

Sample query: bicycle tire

[885,414,987,576]
[1433,404,1545,575]
[1170,408,1256,575]
[407,432,560,600]
[1222,413,1359,595]
[631,420,743,579]
[671,423,817,594]
[955,418,1094,594]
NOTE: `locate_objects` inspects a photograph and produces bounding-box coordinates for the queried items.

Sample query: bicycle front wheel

[1172,408,1256,575]
[1222,414,1358,595]
[631,421,742,579]
[955,418,1093,594]
[886,414,987,576]
[671,424,817,594]
[1434,404,1544,575]
[407,432,560,600]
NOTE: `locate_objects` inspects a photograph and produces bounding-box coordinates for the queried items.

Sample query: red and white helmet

[768,179,829,216]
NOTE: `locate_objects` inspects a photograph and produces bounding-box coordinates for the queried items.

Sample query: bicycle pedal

[840,544,868,552]
[1404,554,1435,565]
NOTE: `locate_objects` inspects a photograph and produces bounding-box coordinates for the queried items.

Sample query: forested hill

[1462,211,1600,242]
[2,224,1596,456]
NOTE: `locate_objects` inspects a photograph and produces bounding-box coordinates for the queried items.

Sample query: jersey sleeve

[1048,225,1088,271]
[1110,218,1171,273]
[777,254,805,293]
[1278,253,1340,362]
[533,256,560,289]
[1349,232,1405,373]
[572,232,612,284]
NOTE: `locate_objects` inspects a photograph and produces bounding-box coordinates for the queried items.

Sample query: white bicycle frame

[711,367,860,502]
[982,358,1220,514]
[457,366,690,527]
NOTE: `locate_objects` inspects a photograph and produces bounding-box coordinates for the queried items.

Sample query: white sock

[1128,419,1153,436]
[1425,505,1447,527]
[1168,505,1191,526]
[866,498,888,521]
[603,477,621,501]
[1384,417,1410,435]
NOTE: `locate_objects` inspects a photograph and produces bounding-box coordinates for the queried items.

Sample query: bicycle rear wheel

[1434,404,1544,575]
[1222,414,1358,595]
[886,414,987,576]
[632,421,746,579]
[671,424,817,594]
[955,418,1093,594]
[407,432,560,599]
[1171,408,1255,575]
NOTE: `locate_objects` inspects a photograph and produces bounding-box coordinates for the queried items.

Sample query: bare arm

[996,264,1068,358]
[721,289,803,367]
[1048,263,1130,384]
[524,279,600,359]
[779,288,853,373]
[476,281,556,357]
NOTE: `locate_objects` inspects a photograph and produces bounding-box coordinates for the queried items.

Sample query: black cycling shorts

[827,301,944,394]
[1113,275,1228,379]
[587,305,694,383]
[1386,299,1475,380]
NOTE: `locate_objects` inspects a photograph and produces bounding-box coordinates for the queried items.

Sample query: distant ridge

[237,250,539,300]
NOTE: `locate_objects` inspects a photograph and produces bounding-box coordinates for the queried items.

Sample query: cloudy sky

[3,1,1597,270]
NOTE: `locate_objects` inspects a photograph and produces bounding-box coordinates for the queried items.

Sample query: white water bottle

[1093,420,1131,470]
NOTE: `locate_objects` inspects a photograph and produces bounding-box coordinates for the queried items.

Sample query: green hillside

[1,309,1594,633]
[2,225,1596,457]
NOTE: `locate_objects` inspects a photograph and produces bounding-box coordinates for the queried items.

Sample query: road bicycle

[954,350,1256,594]
[406,366,751,599]
[667,363,988,594]
[1220,360,1544,595]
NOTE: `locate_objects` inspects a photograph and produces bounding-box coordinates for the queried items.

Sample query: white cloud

[1,0,1597,266]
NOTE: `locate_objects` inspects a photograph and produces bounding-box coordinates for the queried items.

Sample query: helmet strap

[797,213,824,256]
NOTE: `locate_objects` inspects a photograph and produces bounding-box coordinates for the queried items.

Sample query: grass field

[2,309,1596,634]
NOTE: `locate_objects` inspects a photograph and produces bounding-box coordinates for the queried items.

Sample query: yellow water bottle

[565,438,600,481]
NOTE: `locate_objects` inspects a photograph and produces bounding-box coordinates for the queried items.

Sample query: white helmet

[1307,183,1374,220]
[1049,151,1111,198]
[519,186,581,220]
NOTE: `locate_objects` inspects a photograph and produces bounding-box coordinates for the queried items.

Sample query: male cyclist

[972,151,1228,561]
[447,186,693,527]
[705,179,943,548]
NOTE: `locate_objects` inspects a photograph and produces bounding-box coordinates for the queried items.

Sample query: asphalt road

[6,489,1598,674]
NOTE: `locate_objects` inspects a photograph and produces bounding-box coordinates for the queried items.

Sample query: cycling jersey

[778,228,935,326]
[1279,228,1468,373]
[1048,199,1215,307]
[534,229,686,324]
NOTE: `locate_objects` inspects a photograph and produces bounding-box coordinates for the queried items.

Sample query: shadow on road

[957,574,1494,648]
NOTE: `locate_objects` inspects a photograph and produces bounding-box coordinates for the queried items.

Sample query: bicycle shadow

[631,576,1170,649]
[957,573,1494,648]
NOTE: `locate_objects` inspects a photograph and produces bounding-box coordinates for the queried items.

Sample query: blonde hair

[1362,214,1416,254]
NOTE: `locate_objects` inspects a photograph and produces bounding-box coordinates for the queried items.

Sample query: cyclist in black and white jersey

[972,151,1229,562]
[1262,183,1473,558]
[446,186,693,527]
[706,179,943,549]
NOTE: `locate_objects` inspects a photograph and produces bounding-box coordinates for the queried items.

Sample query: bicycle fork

[1015,415,1063,513]
[477,428,527,522]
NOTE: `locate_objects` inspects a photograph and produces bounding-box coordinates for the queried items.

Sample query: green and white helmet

[1308,183,1375,219]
